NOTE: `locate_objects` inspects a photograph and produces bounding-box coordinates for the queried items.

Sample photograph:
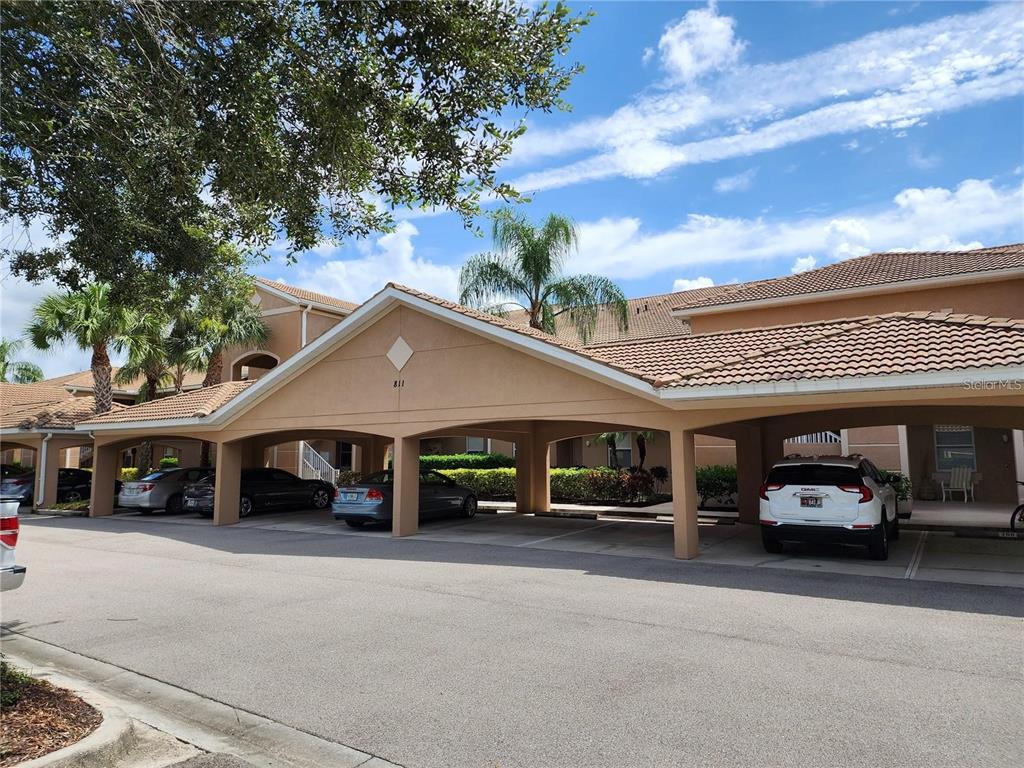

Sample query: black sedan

[183,468,334,518]
[0,467,122,506]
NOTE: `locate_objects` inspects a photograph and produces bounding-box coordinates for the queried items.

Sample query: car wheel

[345,519,366,529]
[868,517,889,560]
[239,495,254,518]
[761,528,784,554]
[63,490,83,503]
[461,496,478,518]
[311,488,331,510]
[165,494,183,515]
[889,510,900,541]
[197,510,213,519]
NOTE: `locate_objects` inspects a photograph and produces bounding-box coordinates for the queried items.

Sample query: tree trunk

[137,441,153,474]
[200,440,212,468]
[606,434,619,468]
[202,350,224,387]
[91,343,113,414]
[637,434,647,469]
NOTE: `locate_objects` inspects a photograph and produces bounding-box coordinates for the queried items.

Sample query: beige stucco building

[2,244,1022,560]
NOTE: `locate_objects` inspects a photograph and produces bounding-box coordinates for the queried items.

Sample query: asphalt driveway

[4,514,1022,768]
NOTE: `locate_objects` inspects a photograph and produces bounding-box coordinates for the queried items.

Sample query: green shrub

[119,467,139,482]
[879,469,912,501]
[1,659,34,708]
[159,456,180,469]
[649,465,669,492]
[420,452,515,470]
[335,470,363,487]
[695,464,737,507]
[435,466,660,503]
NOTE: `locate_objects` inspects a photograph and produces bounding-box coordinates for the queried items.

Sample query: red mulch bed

[0,664,101,767]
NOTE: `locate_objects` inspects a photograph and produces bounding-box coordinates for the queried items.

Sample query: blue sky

[5,1,1023,376]
[261,0,1023,303]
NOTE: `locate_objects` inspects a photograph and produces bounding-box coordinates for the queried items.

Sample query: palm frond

[458,251,528,308]
[545,274,629,344]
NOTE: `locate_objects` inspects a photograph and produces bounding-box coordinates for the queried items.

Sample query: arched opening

[229,351,280,382]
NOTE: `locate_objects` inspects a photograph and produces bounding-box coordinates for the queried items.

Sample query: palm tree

[0,337,44,383]
[458,208,629,343]
[27,283,153,414]
[596,430,656,469]
[180,290,268,465]
[115,314,175,472]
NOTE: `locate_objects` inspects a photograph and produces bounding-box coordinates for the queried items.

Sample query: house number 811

[393,379,405,388]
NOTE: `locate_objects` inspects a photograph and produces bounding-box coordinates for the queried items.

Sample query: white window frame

[609,433,633,467]
[934,425,977,472]
[465,437,490,454]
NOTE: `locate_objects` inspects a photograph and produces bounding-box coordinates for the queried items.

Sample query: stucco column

[735,424,763,525]
[213,440,242,526]
[392,436,419,537]
[33,440,60,509]
[523,432,550,515]
[670,429,699,560]
[515,438,533,514]
[89,443,119,517]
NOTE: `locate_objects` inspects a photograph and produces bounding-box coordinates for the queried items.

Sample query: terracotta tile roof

[672,244,1024,313]
[80,381,255,424]
[505,284,732,345]
[1,396,117,430]
[591,312,1024,388]
[42,369,207,395]
[256,278,359,313]
[0,382,77,411]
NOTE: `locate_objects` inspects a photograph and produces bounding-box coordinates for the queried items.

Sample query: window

[935,425,976,471]
[466,437,490,454]
[609,433,632,468]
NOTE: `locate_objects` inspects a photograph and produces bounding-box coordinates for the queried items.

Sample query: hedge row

[420,453,516,470]
[438,467,662,502]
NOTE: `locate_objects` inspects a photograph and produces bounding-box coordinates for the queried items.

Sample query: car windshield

[767,464,862,486]
[360,471,394,485]
[139,470,173,482]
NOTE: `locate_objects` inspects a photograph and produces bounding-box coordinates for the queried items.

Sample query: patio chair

[941,466,976,502]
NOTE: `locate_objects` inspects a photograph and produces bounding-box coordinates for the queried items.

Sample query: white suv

[759,456,900,560]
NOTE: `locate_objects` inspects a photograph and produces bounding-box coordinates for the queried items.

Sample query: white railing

[299,441,340,485]
[788,431,842,444]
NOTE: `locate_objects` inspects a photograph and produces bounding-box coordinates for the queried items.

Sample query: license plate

[343,492,358,501]
[123,488,137,495]
[186,499,197,507]
[800,496,823,508]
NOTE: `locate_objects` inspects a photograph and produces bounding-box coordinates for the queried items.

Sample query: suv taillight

[6,477,30,486]
[366,489,385,502]
[839,484,874,503]
[137,483,155,492]
[0,515,19,548]
[759,483,783,500]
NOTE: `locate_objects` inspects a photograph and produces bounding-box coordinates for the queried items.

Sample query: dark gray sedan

[332,470,477,528]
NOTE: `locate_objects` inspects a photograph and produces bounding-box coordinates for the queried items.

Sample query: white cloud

[508,4,1024,191]
[568,178,1022,280]
[672,276,716,291]
[655,3,746,83]
[282,221,459,303]
[790,256,817,273]
[714,168,756,194]
[842,139,859,151]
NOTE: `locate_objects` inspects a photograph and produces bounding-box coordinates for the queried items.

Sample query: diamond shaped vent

[386,336,414,371]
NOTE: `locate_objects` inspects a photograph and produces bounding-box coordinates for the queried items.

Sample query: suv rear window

[767,464,862,486]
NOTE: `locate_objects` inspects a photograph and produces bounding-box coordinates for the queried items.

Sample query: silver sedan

[118,467,211,514]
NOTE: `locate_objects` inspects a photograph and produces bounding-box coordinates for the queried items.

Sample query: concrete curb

[15,695,135,768]
[1,631,402,768]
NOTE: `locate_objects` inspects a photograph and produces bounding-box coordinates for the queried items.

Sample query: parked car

[0,497,26,591]
[183,468,334,518]
[332,469,478,528]
[0,467,121,506]
[759,456,901,560]
[118,467,212,514]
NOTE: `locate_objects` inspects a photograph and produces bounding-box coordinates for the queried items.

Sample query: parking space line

[516,521,620,547]
[905,531,928,579]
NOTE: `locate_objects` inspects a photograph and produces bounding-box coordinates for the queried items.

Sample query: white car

[1,497,26,591]
[759,456,901,560]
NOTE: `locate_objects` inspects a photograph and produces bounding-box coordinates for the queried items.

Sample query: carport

[78,286,1024,559]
